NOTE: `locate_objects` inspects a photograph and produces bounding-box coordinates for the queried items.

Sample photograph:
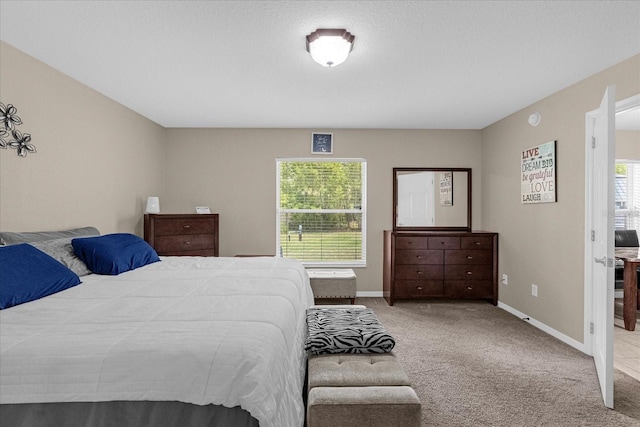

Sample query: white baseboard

[498,301,587,354]
[356,291,383,297]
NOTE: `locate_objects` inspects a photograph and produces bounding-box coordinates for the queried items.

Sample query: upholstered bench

[305,305,421,427]
[306,269,357,304]
[306,353,422,427]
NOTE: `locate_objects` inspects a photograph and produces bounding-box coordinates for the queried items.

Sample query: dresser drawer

[394,264,443,280]
[395,280,444,298]
[153,218,216,236]
[444,264,493,280]
[395,249,443,265]
[395,236,429,249]
[444,250,493,265]
[444,280,494,298]
[154,234,215,254]
[460,236,494,250]
[428,236,460,249]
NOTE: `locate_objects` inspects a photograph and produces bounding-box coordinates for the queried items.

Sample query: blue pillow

[0,244,82,310]
[72,233,160,275]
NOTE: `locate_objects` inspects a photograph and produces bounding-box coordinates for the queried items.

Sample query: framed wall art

[311,133,333,154]
[440,171,453,206]
[521,140,556,204]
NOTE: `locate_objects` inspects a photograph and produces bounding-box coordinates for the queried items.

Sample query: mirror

[393,167,472,231]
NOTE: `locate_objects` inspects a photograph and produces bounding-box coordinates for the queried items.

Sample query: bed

[0,229,314,427]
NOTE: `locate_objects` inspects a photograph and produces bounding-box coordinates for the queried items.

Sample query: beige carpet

[353,297,640,427]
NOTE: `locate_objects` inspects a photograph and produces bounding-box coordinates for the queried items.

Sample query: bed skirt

[0,401,259,427]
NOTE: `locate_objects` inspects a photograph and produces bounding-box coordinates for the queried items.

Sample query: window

[276,158,366,266]
[615,161,640,231]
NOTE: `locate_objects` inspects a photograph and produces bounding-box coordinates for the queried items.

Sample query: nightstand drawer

[153,218,216,236]
[144,214,219,257]
[154,234,215,253]
[159,248,217,257]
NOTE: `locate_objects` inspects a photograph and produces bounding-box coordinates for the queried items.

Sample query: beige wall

[616,130,640,160]
[481,54,640,343]
[0,42,165,236]
[162,128,482,292]
[433,171,469,227]
[2,39,638,346]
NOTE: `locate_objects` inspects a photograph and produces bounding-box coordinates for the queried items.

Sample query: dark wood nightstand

[144,214,219,257]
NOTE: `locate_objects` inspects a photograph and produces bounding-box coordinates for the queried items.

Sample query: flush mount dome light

[306,29,355,67]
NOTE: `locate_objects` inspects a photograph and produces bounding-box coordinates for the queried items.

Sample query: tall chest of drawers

[383,231,498,306]
[144,214,219,257]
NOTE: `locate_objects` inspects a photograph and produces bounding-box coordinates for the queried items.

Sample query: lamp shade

[306,29,355,67]
[145,197,160,214]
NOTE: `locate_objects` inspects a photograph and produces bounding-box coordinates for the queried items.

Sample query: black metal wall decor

[0,102,36,157]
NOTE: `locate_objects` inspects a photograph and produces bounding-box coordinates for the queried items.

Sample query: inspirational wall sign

[440,171,453,206]
[521,140,556,204]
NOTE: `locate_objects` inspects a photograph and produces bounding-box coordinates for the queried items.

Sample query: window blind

[276,159,366,266]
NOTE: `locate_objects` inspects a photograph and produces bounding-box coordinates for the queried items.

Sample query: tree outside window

[276,159,366,266]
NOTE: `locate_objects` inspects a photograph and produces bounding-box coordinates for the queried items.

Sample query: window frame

[275,157,367,268]
[615,160,640,231]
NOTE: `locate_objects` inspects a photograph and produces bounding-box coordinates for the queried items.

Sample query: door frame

[584,92,640,407]
[584,92,640,353]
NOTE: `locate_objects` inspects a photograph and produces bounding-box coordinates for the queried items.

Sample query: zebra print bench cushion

[305,307,396,355]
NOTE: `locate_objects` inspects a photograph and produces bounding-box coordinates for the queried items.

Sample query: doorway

[613,104,640,381]
[585,92,640,408]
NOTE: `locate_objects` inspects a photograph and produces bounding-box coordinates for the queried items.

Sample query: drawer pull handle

[416,271,423,275]
[466,256,473,260]
[475,242,481,245]
[467,286,473,290]
[466,271,473,275]
[183,225,191,229]
[184,241,191,245]
[416,255,423,259]
[417,286,423,290]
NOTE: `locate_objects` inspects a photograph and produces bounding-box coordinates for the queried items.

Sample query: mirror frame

[393,167,472,231]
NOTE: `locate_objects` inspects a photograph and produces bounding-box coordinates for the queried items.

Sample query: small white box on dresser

[306,269,357,304]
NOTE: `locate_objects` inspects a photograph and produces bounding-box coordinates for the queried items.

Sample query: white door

[586,85,615,408]
[397,171,435,226]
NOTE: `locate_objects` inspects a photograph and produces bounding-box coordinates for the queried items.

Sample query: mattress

[0,256,314,427]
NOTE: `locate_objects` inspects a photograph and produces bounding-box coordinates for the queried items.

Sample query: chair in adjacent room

[614,230,640,301]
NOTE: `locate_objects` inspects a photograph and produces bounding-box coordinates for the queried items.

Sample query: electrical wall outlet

[502,274,508,285]
[531,284,538,297]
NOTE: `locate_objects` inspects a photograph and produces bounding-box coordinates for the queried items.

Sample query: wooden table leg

[623,260,638,331]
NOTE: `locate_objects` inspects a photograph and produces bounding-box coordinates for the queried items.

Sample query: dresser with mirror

[383,168,498,306]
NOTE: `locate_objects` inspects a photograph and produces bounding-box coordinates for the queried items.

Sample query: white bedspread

[0,256,314,427]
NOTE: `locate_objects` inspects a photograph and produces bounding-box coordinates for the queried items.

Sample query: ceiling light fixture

[306,29,355,67]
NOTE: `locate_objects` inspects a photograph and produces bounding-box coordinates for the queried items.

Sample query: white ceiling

[1,0,639,130]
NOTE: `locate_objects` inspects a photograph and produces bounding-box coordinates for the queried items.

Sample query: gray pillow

[0,227,100,246]
[29,237,95,277]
